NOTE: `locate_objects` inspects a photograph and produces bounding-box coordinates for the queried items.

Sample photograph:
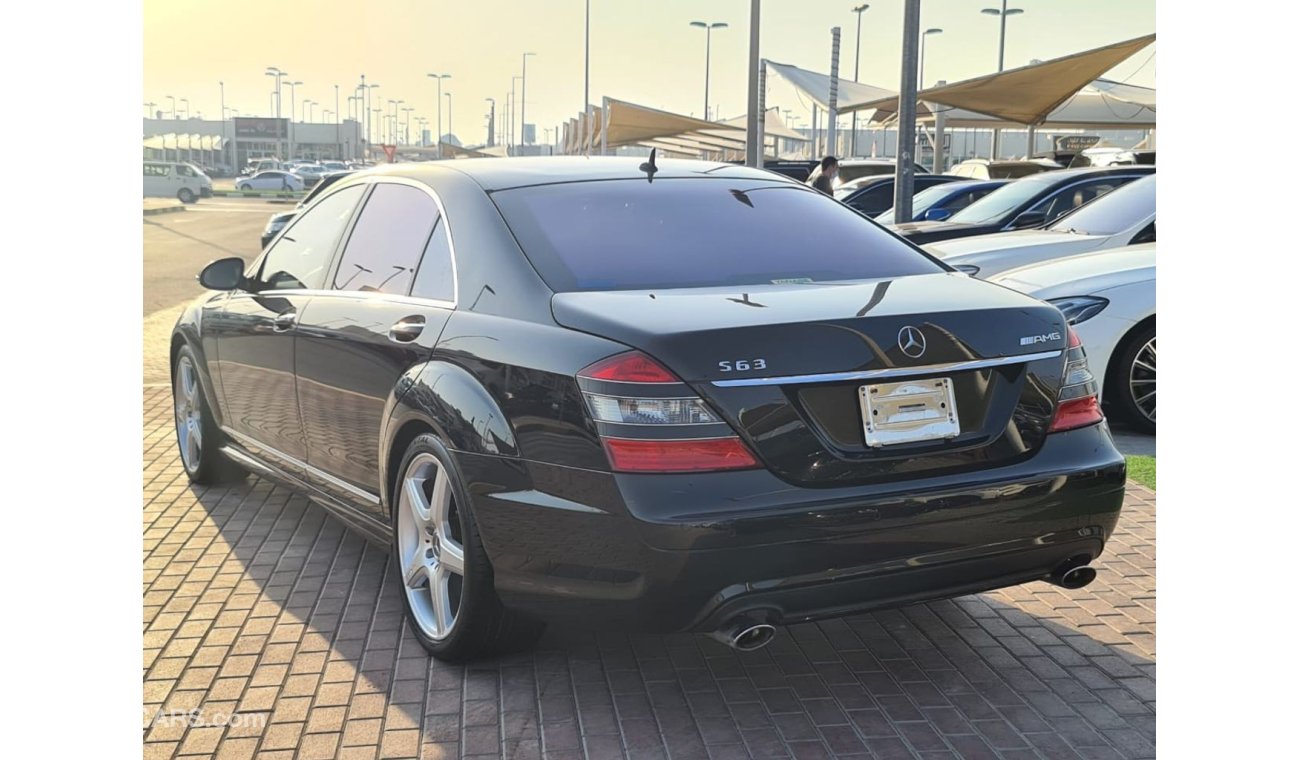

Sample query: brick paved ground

[143,386,1156,760]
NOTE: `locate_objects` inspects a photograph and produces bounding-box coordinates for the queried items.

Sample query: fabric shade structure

[870,80,1156,130]
[858,34,1155,126]
[143,134,229,151]
[598,98,726,150]
[717,109,808,142]
[765,60,897,112]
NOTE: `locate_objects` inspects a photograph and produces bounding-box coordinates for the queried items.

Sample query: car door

[207,183,367,475]
[295,179,456,516]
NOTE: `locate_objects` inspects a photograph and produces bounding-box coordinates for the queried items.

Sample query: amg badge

[1019,332,1063,346]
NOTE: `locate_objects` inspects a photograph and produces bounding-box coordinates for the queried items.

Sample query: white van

[143,161,212,203]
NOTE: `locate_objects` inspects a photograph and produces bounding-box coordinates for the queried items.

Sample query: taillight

[577,351,760,473]
[1048,328,1104,433]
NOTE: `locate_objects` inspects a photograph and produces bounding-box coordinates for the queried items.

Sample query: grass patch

[1126,455,1155,490]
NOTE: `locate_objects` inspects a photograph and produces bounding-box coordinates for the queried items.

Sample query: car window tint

[258,185,364,291]
[493,178,942,292]
[852,185,894,215]
[1029,179,1126,223]
[333,183,438,294]
[411,217,455,302]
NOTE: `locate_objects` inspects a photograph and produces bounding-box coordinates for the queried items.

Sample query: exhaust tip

[1060,565,1097,589]
[708,618,778,651]
[732,623,777,651]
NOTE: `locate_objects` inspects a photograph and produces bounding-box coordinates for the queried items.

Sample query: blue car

[876,178,1010,225]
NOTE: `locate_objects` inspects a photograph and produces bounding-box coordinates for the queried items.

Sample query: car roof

[363,156,786,191]
[1014,165,1154,184]
[839,158,905,166]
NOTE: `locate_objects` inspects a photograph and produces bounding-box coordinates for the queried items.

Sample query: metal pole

[744,0,761,167]
[583,0,590,156]
[932,80,947,173]
[446,92,452,142]
[992,0,1007,158]
[851,5,867,157]
[757,60,766,160]
[704,26,712,118]
[437,77,444,158]
[219,81,226,171]
[828,27,841,158]
[335,85,340,158]
[521,53,534,147]
[600,96,608,155]
[893,0,921,222]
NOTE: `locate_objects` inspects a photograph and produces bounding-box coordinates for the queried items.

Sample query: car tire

[1107,322,1156,434]
[236,183,249,192]
[177,188,197,204]
[173,345,247,484]
[390,433,544,661]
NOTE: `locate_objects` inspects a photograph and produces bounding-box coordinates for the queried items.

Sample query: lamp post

[689,20,729,120]
[334,84,341,159]
[144,101,157,119]
[365,80,379,156]
[583,0,591,155]
[981,2,1023,157]
[919,28,943,90]
[485,97,496,147]
[427,73,450,157]
[510,76,522,151]
[520,52,536,147]
[402,106,415,145]
[180,98,189,119]
[286,80,302,158]
[445,92,453,144]
[849,4,870,157]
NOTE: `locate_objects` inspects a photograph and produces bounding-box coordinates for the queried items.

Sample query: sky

[143,0,1155,145]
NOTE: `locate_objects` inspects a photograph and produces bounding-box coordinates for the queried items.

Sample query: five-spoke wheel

[396,453,466,641]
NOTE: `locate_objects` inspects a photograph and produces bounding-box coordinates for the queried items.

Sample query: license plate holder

[859,377,961,448]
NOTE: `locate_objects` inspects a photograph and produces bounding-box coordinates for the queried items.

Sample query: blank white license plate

[859,377,961,448]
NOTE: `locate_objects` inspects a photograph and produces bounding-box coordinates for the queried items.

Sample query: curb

[212,190,306,199]
[143,205,186,216]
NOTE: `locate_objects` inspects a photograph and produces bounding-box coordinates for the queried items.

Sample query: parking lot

[144,200,1155,760]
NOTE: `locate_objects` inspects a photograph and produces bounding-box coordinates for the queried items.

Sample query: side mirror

[1008,210,1047,230]
[923,207,953,222]
[198,257,246,291]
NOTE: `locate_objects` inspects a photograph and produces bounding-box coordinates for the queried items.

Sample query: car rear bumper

[466,422,1126,633]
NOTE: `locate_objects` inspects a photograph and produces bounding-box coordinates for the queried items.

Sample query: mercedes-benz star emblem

[898,326,926,359]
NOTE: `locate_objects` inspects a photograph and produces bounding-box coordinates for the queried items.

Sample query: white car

[990,243,1155,432]
[235,171,305,192]
[925,175,1155,279]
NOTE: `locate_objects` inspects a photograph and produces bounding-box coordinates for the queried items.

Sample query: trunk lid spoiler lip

[710,349,1062,387]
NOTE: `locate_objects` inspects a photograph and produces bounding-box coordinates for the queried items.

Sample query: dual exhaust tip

[709,561,1097,651]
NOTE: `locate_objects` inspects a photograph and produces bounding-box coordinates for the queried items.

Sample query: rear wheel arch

[1104,314,1156,422]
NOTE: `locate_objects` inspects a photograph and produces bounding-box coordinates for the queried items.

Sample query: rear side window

[493,178,942,292]
[410,218,455,303]
[144,164,168,177]
[258,185,365,290]
[334,183,439,294]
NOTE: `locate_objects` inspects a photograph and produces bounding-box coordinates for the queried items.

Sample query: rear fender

[378,360,518,511]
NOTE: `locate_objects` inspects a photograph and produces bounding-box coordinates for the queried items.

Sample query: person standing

[806,155,839,195]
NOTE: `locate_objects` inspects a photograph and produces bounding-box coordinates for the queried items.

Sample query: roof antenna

[638,148,658,183]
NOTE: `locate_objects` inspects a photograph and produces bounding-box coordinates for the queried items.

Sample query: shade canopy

[764,60,897,112]
[599,99,725,148]
[718,109,808,141]
[860,34,1155,125]
[871,80,1157,130]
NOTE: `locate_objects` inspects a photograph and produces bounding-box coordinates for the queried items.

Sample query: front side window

[333,183,439,294]
[492,178,943,292]
[1029,179,1127,225]
[949,174,1059,225]
[175,164,195,177]
[257,185,365,291]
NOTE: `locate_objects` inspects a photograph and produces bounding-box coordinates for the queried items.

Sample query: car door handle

[272,311,298,332]
[389,316,426,343]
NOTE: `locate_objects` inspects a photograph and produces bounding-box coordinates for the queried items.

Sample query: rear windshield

[492,178,943,292]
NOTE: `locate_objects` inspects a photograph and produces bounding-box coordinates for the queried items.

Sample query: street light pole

[981,3,1023,157]
[445,92,453,144]
[485,97,496,147]
[744,0,761,167]
[286,80,302,158]
[584,0,591,155]
[919,28,943,90]
[427,74,450,157]
[265,68,287,158]
[893,0,921,222]
[689,20,729,120]
[850,4,869,157]
[334,84,341,159]
[521,52,536,147]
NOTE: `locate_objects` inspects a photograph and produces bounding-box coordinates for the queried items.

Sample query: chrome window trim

[223,427,381,506]
[331,175,461,307]
[710,350,1062,387]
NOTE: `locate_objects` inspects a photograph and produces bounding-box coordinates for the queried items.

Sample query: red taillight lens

[602,436,760,473]
[1048,327,1104,433]
[579,351,680,383]
[1049,396,1103,433]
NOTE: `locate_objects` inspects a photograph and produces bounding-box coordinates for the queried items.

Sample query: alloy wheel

[1128,336,1156,424]
[174,355,203,472]
[396,453,466,641]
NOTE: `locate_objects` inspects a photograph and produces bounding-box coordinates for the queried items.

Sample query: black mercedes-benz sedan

[891,165,1155,245]
[171,157,1126,661]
